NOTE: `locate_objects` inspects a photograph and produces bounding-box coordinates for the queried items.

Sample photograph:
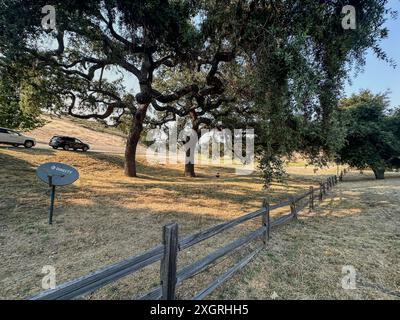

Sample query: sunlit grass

[1,146,397,300]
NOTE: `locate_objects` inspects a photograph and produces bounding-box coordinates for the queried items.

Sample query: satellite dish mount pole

[48,175,56,225]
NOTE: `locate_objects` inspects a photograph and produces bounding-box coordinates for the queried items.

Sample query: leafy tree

[151,62,236,177]
[0,0,205,176]
[235,0,392,185]
[338,90,400,179]
[0,62,46,130]
[0,0,393,183]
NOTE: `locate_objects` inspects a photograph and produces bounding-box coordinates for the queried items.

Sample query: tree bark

[184,117,199,177]
[124,104,148,177]
[184,135,197,177]
[184,162,196,177]
[372,167,385,180]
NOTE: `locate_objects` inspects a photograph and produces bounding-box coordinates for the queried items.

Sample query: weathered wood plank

[177,227,266,283]
[295,201,308,213]
[30,245,164,300]
[139,227,266,300]
[294,190,312,202]
[275,198,292,208]
[192,247,262,300]
[178,208,266,251]
[270,212,294,228]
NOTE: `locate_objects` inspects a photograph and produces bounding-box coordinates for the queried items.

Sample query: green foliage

[0,0,395,181]
[338,90,400,175]
[0,64,45,130]
[258,154,288,189]
[233,0,391,185]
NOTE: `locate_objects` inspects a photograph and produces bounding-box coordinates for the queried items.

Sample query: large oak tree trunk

[372,167,385,180]
[184,136,197,177]
[124,104,148,177]
[184,121,199,177]
[184,154,196,177]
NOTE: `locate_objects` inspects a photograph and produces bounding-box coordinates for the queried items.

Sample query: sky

[105,2,400,109]
[344,1,400,108]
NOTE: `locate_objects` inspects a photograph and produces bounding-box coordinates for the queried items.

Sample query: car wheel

[52,146,58,149]
[24,141,33,148]
[63,145,70,151]
[73,148,77,151]
[82,146,88,152]
[13,144,19,148]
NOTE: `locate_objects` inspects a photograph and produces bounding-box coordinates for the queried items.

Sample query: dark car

[49,136,90,152]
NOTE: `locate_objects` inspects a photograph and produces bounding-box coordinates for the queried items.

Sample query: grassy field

[210,173,400,300]
[0,138,398,299]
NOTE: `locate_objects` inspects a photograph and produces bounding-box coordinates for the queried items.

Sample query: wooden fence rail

[30,170,347,301]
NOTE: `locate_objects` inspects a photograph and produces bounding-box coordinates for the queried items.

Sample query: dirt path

[210,173,400,300]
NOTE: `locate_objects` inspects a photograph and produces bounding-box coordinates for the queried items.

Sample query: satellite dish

[36,162,79,224]
[37,162,79,186]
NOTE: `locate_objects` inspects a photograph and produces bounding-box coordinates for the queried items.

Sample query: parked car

[0,127,36,148]
[49,136,90,152]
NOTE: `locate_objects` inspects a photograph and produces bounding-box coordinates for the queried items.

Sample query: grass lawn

[212,173,400,300]
[0,146,398,299]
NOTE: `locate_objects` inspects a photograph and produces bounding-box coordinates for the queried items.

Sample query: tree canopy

[338,90,400,179]
[0,0,394,181]
[0,61,48,130]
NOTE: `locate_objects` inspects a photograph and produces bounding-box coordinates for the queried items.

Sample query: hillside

[24,115,144,154]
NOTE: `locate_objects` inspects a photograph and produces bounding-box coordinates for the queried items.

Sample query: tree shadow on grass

[3,148,382,300]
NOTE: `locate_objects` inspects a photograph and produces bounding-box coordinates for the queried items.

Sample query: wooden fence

[30,170,347,300]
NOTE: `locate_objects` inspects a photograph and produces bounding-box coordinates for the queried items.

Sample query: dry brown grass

[0,143,343,300]
[209,173,400,300]
[25,115,130,154]
[1,120,398,300]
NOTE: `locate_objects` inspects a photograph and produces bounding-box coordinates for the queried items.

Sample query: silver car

[0,127,36,148]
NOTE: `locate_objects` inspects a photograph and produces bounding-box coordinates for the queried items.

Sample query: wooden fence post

[262,199,270,247]
[319,183,323,201]
[334,175,338,185]
[339,171,343,182]
[290,196,297,219]
[309,186,314,211]
[160,223,179,300]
